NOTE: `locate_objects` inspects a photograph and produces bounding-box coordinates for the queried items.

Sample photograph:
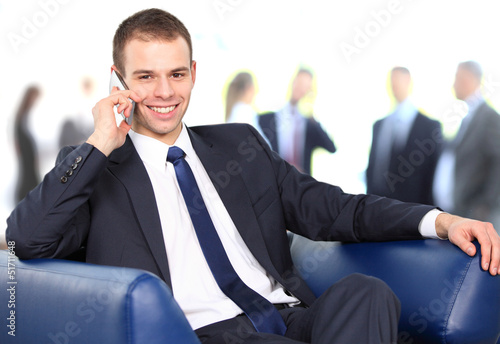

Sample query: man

[434,61,500,231]
[6,9,500,344]
[367,67,442,205]
[259,69,336,174]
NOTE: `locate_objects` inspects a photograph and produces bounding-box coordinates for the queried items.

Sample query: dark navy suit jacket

[366,112,442,206]
[7,124,432,306]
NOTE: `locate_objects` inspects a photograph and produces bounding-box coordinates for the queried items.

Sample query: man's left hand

[436,213,500,276]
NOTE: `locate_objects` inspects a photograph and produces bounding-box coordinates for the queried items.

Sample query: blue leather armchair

[1,236,499,344]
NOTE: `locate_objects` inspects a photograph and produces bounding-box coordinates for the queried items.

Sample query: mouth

[147,105,177,114]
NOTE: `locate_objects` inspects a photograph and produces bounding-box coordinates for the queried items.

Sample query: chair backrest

[0,250,200,344]
[289,235,500,344]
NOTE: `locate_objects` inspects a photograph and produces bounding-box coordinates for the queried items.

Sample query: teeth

[149,105,176,114]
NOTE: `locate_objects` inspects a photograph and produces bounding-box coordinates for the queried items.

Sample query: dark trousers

[195,273,401,344]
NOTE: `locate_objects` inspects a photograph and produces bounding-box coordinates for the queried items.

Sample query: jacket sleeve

[310,119,336,153]
[247,125,433,242]
[6,143,108,260]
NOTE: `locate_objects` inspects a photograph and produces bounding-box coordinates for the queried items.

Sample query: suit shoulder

[372,118,385,129]
[259,111,275,118]
[479,102,500,118]
[257,112,275,127]
[410,112,441,132]
[190,123,258,142]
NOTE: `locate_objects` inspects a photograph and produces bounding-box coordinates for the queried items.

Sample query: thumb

[451,235,477,256]
[118,119,132,135]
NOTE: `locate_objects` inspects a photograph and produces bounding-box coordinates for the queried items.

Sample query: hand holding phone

[109,70,135,125]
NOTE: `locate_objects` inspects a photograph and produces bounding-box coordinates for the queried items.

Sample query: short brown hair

[458,60,483,81]
[112,8,192,76]
[391,66,410,76]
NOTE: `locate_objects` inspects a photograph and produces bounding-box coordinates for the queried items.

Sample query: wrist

[435,213,460,239]
[86,132,115,157]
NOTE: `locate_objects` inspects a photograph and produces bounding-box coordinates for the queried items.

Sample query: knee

[330,273,399,303]
[344,273,391,292]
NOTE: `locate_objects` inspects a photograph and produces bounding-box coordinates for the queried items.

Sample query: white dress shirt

[276,103,306,166]
[128,125,297,330]
[128,123,442,329]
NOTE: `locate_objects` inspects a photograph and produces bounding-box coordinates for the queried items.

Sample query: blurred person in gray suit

[434,61,500,232]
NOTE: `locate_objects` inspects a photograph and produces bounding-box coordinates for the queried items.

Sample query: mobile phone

[109,70,135,125]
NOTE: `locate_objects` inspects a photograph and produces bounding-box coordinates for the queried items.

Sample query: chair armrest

[289,235,500,344]
[0,250,200,344]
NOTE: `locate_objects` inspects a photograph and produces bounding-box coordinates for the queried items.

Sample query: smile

[147,105,176,114]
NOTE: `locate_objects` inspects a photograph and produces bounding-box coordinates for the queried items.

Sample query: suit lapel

[457,102,485,150]
[401,113,422,153]
[107,136,172,287]
[188,127,282,279]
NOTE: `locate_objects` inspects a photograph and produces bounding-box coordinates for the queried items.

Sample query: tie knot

[167,146,186,163]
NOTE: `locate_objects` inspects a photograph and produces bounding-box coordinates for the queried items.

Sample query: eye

[172,73,184,79]
[139,74,152,80]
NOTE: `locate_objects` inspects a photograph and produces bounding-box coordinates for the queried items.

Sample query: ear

[111,65,118,74]
[190,60,197,86]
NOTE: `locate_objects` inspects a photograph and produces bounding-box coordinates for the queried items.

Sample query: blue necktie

[167,146,287,335]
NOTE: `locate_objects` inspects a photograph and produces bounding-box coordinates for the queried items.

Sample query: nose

[154,77,175,99]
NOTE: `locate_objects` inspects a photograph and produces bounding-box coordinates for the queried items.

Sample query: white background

[2,0,500,244]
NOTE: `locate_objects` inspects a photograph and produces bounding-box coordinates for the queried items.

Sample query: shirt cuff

[418,209,446,240]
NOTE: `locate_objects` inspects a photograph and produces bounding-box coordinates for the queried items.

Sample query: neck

[133,123,183,146]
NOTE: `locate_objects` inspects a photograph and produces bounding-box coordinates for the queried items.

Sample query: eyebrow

[132,67,191,75]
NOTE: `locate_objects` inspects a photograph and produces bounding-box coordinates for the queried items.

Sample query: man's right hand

[86,87,142,156]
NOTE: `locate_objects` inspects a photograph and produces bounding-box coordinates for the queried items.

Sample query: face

[116,37,196,144]
[390,70,411,103]
[453,67,480,101]
[290,72,312,104]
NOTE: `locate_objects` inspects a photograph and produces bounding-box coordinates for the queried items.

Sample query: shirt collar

[173,123,196,162]
[278,102,305,122]
[128,123,195,172]
[391,98,418,124]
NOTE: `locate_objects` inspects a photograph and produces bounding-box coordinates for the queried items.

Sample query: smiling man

[6,8,500,344]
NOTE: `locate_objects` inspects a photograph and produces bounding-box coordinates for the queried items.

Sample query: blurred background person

[225,71,267,138]
[259,68,335,174]
[58,76,96,148]
[14,85,41,204]
[366,67,442,205]
[434,61,500,231]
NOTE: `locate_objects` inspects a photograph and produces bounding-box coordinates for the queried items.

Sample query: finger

[474,223,493,271]
[109,88,142,103]
[123,99,135,119]
[487,225,500,275]
[115,96,132,114]
[449,227,476,256]
[127,90,142,103]
[118,118,132,131]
